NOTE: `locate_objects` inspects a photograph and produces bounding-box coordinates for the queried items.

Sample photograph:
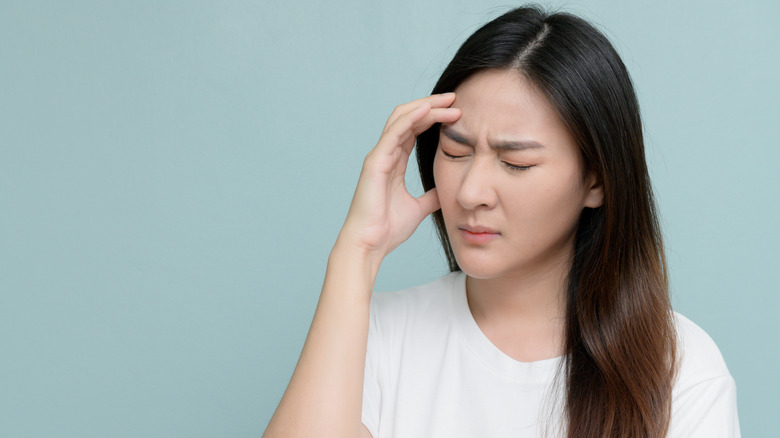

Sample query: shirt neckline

[447,271,562,382]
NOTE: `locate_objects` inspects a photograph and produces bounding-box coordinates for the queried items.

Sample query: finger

[383,92,457,132]
[410,107,461,135]
[384,93,457,132]
[368,104,459,170]
[393,107,461,155]
[374,102,432,156]
[416,188,440,218]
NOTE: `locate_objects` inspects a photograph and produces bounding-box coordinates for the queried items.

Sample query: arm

[263,94,461,438]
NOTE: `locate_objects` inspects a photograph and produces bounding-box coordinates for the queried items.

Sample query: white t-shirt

[361,271,740,437]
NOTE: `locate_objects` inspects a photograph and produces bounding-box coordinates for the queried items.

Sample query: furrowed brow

[440,126,546,151]
[440,126,473,146]
[491,139,546,151]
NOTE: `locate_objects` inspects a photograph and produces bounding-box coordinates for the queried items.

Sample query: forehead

[446,69,575,152]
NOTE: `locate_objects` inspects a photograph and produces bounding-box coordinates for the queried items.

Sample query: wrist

[329,238,385,283]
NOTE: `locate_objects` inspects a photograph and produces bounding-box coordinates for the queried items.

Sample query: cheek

[503,168,584,221]
[527,171,588,229]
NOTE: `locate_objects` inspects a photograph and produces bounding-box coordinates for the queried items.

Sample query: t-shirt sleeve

[361,296,381,437]
[669,313,741,437]
[670,375,740,437]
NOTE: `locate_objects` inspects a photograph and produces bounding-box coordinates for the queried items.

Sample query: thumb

[416,187,440,218]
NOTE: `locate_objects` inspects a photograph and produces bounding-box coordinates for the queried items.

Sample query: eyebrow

[440,126,547,151]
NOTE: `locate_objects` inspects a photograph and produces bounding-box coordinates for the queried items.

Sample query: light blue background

[1,1,777,436]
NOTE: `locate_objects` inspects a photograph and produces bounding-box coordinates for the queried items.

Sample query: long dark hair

[416,5,677,437]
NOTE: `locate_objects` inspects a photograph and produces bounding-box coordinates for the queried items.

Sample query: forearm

[263,245,381,438]
[264,93,454,437]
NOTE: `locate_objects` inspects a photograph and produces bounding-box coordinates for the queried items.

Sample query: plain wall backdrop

[1,0,777,436]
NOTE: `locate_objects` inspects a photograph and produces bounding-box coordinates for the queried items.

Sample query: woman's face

[433,69,603,280]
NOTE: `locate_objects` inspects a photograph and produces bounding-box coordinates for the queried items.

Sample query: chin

[458,266,510,281]
[452,252,510,280]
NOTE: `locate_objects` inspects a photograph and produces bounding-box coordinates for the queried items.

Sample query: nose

[455,156,498,211]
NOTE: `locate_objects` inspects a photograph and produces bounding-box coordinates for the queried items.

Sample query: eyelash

[442,151,534,171]
[504,163,533,172]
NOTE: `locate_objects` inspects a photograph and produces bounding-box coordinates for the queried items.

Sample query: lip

[460,224,500,234]
[458,224,500,244]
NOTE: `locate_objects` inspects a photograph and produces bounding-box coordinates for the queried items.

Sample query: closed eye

[503,162,534,171]
[442,150,468,159]
[442,148,534,172]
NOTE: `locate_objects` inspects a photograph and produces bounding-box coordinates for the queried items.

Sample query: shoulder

[368,271,462,334]
[673,312,732,383]
[669,313,741,435]
[370,271,460,315]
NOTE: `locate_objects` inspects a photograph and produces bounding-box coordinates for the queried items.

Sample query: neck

[466,263,568,326]
[464,243,572,361]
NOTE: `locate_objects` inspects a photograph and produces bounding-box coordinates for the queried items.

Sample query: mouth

[458,224,500,243]
[459,224,500,234]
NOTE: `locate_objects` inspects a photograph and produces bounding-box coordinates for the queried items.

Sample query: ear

[583,170,604,208]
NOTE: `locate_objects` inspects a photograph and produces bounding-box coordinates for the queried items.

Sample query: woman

[264,5,739,437]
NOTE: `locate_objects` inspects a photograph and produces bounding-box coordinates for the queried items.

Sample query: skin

[433,69,603,362]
